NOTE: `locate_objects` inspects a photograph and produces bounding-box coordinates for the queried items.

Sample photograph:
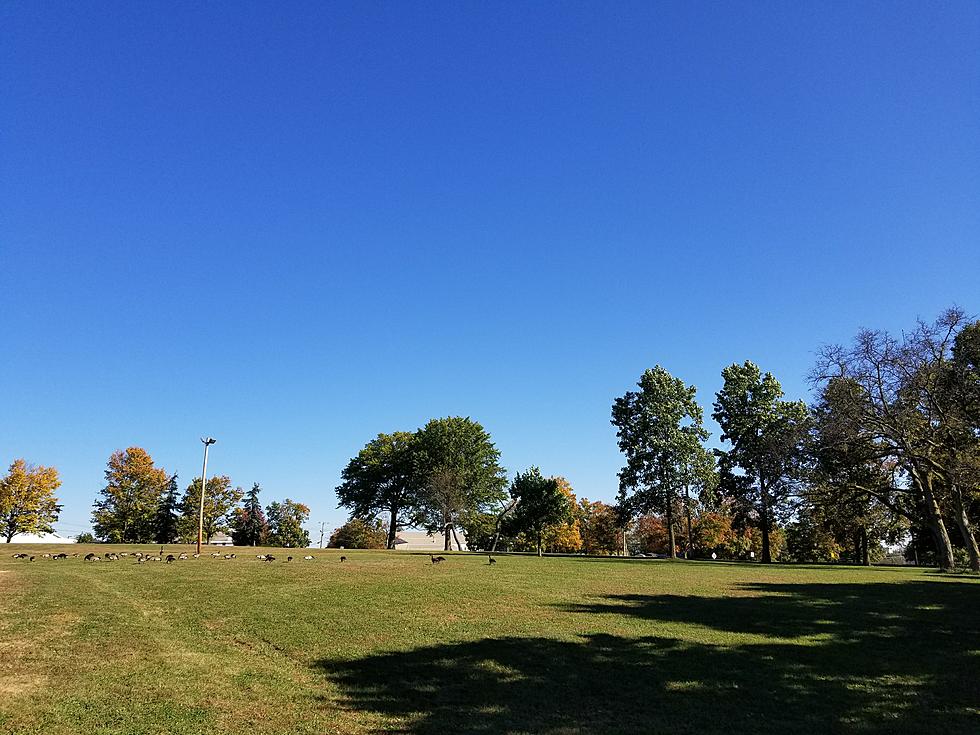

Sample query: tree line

[336,307,979,572]
[89,447,311,547]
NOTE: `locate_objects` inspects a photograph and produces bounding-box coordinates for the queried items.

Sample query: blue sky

[2,1,978,540]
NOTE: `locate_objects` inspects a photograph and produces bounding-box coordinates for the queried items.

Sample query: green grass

[1,545,977,734]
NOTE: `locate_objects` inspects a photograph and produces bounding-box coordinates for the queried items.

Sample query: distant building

[6,532,76,544]
[393,530,468,552]
[209,532,234,546]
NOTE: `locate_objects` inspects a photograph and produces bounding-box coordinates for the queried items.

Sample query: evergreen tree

[231,483,268,546]
[153,474,180,545]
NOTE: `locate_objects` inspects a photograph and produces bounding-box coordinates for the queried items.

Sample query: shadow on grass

[315,580,979,734]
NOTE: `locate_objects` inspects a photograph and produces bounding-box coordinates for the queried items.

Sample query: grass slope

[1,545,977,734]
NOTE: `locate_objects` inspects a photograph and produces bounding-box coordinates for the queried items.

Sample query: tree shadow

[315,580,979,734]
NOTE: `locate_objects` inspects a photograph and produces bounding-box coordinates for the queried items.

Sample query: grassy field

[1,545,977,735]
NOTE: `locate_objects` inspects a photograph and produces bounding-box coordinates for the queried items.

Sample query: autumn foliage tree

[0,459,62,542]
[92,448,168,543]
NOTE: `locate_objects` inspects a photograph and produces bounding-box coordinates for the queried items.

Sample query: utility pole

[197,437,216,555]
[319,521,326,549]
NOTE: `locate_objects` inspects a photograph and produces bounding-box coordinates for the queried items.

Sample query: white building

[393,530,468,552]
[209,532,234,546]
[6,532,76,544]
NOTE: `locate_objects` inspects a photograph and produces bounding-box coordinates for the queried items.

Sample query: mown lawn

[1,545,977,735]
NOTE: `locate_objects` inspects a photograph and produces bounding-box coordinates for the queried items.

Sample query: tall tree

[813,309,973,571]
[336,432,420,549]
[92,447,168,543]
[266,499,311,547]
[712,361,809,563]
[231,483,268,546]
[0,459,62,542]
[504,468,571,556]
[178,476,243,543]
[414,417,508,551]
[153,474,181,544]
[612,366,710,559]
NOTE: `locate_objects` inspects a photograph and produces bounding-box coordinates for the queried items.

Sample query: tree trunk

[920,476,955,571]
[451,525,463,552]
[951,485,980,573]
[685,490,693,559]
[759,481,771,563]
[860,526,870,566]
[386,504,399,550]
[665,488,676,559]
[537,530,543,557]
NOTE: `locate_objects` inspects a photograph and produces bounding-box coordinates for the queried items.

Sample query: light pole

[197,437,216,555]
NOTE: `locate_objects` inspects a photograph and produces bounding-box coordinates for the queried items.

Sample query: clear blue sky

[2,1,978,540]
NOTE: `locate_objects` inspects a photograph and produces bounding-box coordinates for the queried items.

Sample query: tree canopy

[0,459,62,542]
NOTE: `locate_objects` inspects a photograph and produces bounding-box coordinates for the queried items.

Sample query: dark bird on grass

[265,555,276,562]
[488,556,496,565]
[286,556,292,562]
[340,556,347,562]
[84,553,99,562]
[166,554,177,563]
[430,555,446,564]
[29,555,35,562]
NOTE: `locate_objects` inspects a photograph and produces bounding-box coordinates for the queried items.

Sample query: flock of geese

[12,550,500,565]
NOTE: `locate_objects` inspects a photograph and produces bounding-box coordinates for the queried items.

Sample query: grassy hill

[1,545,977,734]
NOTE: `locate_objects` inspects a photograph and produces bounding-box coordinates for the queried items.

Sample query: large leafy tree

[414,417,508,551]
[807,377,904,566]
[178,475,243,543]
[266,499,311,547]
[612,366,710,559]
[813,309,976,571]
[712,361,809,563]
[336,432,421,549]
[231,483,269,546]
[504,468,571,556]
[578,499,622,555]
[92,447,169,543]
[153,474,181,544]
[328,518,387,549]
[0,459,62,542]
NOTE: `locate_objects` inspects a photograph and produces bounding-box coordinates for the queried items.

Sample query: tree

[336,432,421,549]
[231,483,268,546]
[813,309,975,571]
[0,459,61,542]
[153,474,180,545]
[414,417,508,551]
[74,532,96,544]
[178,476,243,543]
[504,468,571,556]
[612,366,710,559]
[578,499,622,555]
[712,361,809,563]
[266,499,311,547]
[807,377,904,566]
[92,448,168,543]
[328,518,387,549]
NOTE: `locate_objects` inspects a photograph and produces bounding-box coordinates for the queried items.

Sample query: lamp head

[201,437,217,445]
